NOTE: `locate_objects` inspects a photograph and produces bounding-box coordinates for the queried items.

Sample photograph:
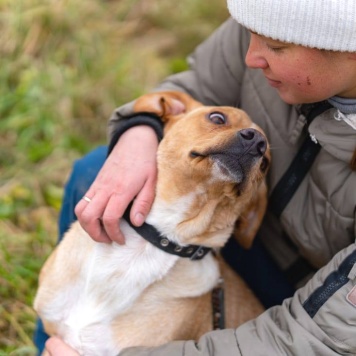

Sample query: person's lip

[265,76,282,88]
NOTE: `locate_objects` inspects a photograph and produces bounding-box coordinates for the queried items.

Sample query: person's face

[245,32,356,104]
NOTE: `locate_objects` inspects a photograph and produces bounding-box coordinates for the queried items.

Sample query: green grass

[0,0,228,353]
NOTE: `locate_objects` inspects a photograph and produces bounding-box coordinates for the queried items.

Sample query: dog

[34,91,270,355]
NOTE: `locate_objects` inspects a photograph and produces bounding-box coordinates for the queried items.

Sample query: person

[35,0,356,354]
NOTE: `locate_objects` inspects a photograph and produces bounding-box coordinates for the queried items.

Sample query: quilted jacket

[108,18,356,356]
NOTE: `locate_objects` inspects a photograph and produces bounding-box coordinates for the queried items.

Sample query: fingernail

[134,213,145,226]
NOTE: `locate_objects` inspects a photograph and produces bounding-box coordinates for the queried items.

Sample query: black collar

[123,204,211,261]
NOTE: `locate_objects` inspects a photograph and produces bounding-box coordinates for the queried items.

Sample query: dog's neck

[146,181,241,249]
[123,201,211,260]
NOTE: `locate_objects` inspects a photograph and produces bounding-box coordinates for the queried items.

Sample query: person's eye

[208,112,226,125]
[265,42,287,53]
[266,44,284,52]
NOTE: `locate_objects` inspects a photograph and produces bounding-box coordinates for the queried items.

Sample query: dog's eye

[208,112,226,125]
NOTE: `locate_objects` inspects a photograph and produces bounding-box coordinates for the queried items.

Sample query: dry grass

[0,0,228,353]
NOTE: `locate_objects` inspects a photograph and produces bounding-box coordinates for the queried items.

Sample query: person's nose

[245,33,269,69]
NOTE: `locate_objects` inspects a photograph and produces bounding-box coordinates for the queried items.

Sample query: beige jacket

[109,18,356,355]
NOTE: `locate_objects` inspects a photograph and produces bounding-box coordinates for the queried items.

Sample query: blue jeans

[34,146,295,353]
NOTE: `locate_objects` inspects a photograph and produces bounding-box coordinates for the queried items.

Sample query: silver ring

[83,196,92,202]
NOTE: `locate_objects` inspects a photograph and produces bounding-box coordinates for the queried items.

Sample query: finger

[45,337,79,356]
[76,190,112,243]
[101,192,131,245]
[74,189,96,218]
[130,174,157,226]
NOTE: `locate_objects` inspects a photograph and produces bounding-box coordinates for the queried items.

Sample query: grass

[0,0,228,353]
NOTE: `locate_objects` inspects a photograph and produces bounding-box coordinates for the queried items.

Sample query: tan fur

[233,182,268,249]
[34,91,270,354]
[109,256,264,349]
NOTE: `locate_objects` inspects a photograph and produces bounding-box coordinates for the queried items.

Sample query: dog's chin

[212,160,244,183]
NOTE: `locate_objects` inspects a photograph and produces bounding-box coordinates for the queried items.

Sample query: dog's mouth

[189,128,270,183]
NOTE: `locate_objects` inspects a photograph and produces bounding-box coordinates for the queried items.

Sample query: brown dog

[34,91,270,355]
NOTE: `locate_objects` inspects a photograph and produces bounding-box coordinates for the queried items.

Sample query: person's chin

[277,93,300,105]
[277,90,309,105]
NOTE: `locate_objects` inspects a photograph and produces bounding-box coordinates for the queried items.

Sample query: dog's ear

[233,183,268,249]
[133,91,202,122]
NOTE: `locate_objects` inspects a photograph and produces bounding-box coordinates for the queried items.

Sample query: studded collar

[122,203,211,261]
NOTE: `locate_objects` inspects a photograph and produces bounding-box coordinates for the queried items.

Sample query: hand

[44,337,79,356]
[75,125,158,244]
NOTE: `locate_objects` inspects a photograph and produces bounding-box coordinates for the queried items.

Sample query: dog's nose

[238,128,267,156]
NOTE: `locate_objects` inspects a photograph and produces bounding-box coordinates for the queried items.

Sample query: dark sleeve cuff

[107,113,164,156]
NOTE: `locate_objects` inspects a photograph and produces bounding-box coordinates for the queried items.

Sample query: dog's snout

[238,128,267,156]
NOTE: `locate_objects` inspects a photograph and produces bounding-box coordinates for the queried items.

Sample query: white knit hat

[227,0,356,52]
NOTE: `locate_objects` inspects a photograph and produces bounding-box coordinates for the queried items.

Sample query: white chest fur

[36,216,219,355]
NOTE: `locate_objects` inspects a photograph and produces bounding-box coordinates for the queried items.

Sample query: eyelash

[267,46,281,52]
[266,44,285,53]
